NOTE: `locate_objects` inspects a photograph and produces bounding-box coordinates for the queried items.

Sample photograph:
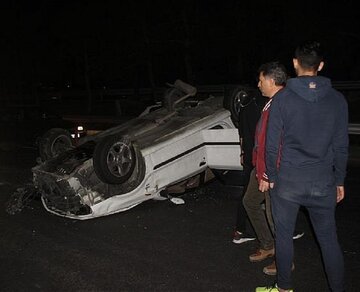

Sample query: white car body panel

[202,128,241,169]
[88,112,241,220]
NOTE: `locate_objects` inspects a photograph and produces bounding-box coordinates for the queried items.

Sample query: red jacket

[252,99,272,183]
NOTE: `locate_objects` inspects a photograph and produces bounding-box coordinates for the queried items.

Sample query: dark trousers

[243,169,274,250]
[271,175,344,291]
[235,164,253,232]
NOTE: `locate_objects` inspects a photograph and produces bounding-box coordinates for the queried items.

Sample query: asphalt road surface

[1,143,359,292]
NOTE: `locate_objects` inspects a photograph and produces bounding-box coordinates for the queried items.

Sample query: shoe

[249,248,275,262]
[256,283,293,292]
[293,230,305,240]
[232,231,256,244]
[263,261,295,276]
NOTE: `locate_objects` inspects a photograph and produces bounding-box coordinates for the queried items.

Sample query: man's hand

[336,186,345,203]
[259,179,270,192]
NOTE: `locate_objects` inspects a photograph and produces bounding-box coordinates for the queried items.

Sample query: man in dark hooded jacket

[257,41,348,292]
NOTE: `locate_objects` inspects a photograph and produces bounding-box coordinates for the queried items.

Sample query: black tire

[93,135,137,184]
[39,128,73,161]
[223,87,257,127]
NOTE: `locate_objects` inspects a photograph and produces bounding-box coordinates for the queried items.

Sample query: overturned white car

[31,80,257,219]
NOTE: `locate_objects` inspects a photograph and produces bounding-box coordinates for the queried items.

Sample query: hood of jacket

[286,76,332,103]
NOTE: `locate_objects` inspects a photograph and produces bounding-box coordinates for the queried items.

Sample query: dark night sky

[1,0,360,94]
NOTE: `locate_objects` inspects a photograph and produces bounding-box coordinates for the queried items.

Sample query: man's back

[266,75,348,184]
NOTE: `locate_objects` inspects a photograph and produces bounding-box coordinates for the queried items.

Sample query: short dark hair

[258,61,288,86]
[295,40,323,71]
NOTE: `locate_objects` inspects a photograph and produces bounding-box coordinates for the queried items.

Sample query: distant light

[71,134,75,138]
[77,126,84,131]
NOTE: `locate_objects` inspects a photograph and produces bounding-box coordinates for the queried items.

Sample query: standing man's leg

[235,164,252,232]
[271,189,299,290]
[261,190,277,276]
[243,169,274,257]
[306,180,344,292]
[264,191,274,235]
[233,164,255,244]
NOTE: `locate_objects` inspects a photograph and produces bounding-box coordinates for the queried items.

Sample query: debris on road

[5,185,40,215]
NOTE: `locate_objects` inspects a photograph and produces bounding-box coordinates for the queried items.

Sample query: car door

[201,128,243,170]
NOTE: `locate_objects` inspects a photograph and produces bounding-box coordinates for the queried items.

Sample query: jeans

[271,175,344,291]
[243,169,274,250]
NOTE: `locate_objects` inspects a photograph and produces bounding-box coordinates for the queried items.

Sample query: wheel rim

[235,90,252,111]
[233,90,245,115]
[106,141,133,178]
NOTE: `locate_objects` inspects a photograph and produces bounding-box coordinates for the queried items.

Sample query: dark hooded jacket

[266,76,348,185]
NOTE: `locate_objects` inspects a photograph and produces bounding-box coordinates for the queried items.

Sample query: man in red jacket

[243,61,287,274]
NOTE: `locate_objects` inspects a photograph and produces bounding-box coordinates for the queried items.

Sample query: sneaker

[256,283,293,292]
[293,230,305,240]
[249,248,275,262]
[263,261,295,276]
[232,231,256,244]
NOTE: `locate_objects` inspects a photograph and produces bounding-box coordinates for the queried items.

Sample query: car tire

[39,128,73,161]
[93,135,137,184]
[223,87,257,127]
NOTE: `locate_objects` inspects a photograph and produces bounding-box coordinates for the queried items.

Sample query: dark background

[1,0,360,146]
[1,0,359,96]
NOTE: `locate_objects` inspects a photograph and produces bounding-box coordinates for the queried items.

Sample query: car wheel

[223,87,256,127]
[93,135,137,184]
[39,128,73,161]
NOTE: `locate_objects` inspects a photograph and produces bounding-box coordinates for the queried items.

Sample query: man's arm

[333,97,349,186]
[266,95,283,186]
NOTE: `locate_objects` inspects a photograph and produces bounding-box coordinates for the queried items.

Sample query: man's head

[293,40,324,76]
[257,61,287,98]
